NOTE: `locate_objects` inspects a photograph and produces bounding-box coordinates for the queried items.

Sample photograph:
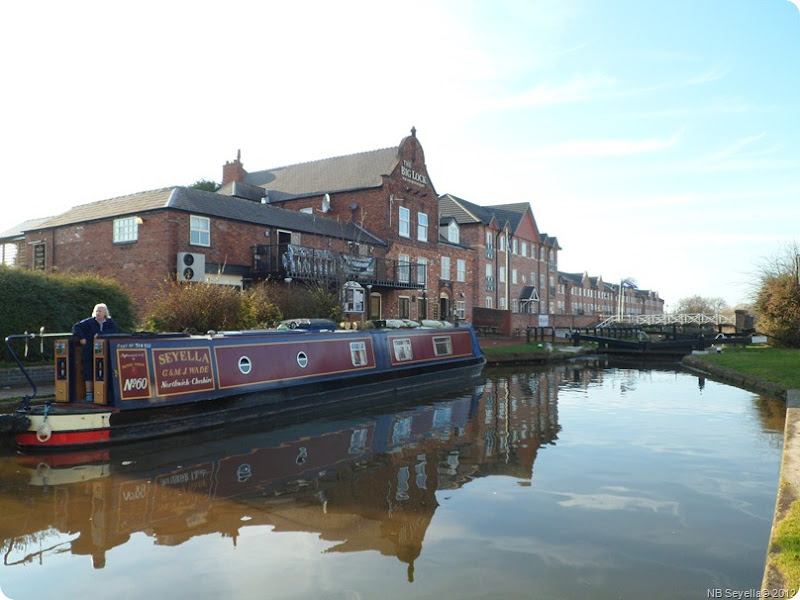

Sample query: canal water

[0,360,785,600]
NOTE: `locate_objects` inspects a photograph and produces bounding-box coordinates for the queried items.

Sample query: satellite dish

[321,193,330,213]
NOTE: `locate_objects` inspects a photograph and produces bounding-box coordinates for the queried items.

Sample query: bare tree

[674,295,728,315]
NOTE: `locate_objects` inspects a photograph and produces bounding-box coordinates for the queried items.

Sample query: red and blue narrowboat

[1,322,485,450]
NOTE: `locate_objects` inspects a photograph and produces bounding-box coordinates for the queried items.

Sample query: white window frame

[190,215,211,247]
[417,212,428,242]
[417,257,428,286]
[350,341,368,367]
[113,216,139,243]
[392,338,413,362]
[432,335,453,356]
[456,259,466,282]
[447,221,459,244]
[455,301,466,320]
[399,254,410,283]
[399,206,411,238]
[441,256,451,281]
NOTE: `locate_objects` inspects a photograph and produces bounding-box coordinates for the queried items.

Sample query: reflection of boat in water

[2,323,485,450]
[0,371,562,580]
[1,387,483,575]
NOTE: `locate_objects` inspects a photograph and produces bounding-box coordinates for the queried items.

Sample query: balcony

[485,276,495,292]
[251,244,425,289]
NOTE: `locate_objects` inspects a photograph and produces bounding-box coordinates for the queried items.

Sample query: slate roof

[559,272,586,286]
[237,147,401,199]
[439,194,496,225]
[31,187,386,246]
[519,285,539,301]
[440,194,561,249]
[485,202,530,231]
[0,217,53,242]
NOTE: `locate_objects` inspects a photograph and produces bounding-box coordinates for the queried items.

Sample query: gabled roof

[486,202,531,232]
[31,187,386,246]
[0,217,53,242]
[438,194,496,226]
[540,233,561,249]
[236,147,401,199]
[559,272,586,286]
[439,195,560,244]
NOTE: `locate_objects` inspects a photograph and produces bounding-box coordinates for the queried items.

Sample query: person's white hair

[93,303,111,318]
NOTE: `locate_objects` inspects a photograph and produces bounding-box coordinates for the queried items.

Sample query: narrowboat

[1,322,485,450]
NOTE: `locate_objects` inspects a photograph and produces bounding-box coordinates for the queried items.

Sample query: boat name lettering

[160,376,213,389]
[158,468,211,486]
[122,483,148,501]
[123,378,149,391]
[160,364,211,377]
[158,350,211,366]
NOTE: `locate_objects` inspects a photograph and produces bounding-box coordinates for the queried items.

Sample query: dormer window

[447,221,459,244]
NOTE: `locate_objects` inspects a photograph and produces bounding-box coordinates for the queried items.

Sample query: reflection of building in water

[460,370,562,481]
[0,378,562,577]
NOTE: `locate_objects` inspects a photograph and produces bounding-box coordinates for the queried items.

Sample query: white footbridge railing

[596,313,735,328]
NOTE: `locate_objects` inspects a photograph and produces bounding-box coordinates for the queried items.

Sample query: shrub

[241,282,283,328]
[0,266,135,362]
[143,280,246,333]
[272,281,342,322]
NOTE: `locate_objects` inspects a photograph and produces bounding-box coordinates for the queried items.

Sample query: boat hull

[9,325,485,450]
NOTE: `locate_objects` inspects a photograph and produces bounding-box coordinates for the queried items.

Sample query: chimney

[222,149,246,186]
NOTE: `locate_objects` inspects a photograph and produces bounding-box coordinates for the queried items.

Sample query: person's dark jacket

[72,317,119,342]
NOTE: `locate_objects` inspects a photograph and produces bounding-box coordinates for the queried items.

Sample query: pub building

[0,128,663,332]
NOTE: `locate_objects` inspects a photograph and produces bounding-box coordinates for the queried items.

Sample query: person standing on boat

[72,303,118,402]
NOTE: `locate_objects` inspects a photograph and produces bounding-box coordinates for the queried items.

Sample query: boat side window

[432,336,453,356]
[392,338,413,362]
[350,342,368,367]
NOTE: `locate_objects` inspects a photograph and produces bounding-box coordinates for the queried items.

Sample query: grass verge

[698,346,800,389]
[772,497,800,591]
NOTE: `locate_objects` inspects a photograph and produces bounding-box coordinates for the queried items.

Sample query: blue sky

[1,0,798,309]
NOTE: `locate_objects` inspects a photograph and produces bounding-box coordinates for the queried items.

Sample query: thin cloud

[527,131,681,158]
[490,65,729,114]
[492,73,618,109]
[691,133,799,172]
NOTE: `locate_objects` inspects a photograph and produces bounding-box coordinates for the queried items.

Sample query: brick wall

[0,365,52,389]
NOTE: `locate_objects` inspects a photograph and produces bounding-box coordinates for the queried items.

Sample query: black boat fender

[0,413,32,433]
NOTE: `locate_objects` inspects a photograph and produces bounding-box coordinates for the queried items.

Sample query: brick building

[1,128,663,327]
[558,271,664,318]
